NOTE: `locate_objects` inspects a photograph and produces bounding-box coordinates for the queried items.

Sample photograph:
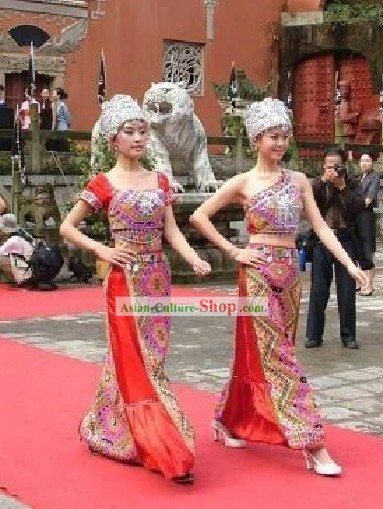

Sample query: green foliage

[324,1,383,26]
[65,140,111,244]
[283,135,299,165]
[213,69,270,103]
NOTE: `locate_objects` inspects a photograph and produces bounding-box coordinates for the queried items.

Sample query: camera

[333,164,347,178]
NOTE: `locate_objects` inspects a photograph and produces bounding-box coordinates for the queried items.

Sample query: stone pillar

[204,0,218,41]
[30,102,41,174]
[11,163,23,221]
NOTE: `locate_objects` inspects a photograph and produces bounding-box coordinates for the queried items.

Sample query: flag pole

[98,49,106,104]
[11,106,23,220]
[29,41,36,98]
[102,48,106,98]
[229,60,238,110]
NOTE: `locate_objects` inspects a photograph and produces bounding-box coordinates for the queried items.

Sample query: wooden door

[293,53,380,150]
[5,71,51,109]
[293,54,335,145]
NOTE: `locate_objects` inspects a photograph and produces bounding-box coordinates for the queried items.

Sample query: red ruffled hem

[125,401,194,479]
[221,377,287,446]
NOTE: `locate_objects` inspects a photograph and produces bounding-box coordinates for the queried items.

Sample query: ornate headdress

[244,97,292,141]
[99,94,146,139]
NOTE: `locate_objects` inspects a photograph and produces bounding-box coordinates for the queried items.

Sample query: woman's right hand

[94,244,135,268]
[234,248,267,267]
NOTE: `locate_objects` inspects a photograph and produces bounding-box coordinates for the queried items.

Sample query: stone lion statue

[91,83,217,192]
[142,81,217,192]
[19,184,61,232]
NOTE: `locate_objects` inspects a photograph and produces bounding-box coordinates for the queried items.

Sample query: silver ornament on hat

[244,97,292,141]
[99,94,147,139]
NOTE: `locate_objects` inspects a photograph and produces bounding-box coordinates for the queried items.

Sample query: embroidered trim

[79,189,103,211]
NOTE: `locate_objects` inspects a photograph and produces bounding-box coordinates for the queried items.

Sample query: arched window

[9,25,50,47]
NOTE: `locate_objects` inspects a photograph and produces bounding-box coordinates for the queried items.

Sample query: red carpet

[0,338,382,509]
[0,284,230,320]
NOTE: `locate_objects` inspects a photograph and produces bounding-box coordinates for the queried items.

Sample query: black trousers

[355,208,375,270]
[306,237,356,344]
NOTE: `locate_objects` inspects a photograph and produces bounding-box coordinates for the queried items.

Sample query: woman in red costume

[190,98,366,476]
[60,94,210,484]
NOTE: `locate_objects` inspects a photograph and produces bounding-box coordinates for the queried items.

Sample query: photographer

[305,148,365,350]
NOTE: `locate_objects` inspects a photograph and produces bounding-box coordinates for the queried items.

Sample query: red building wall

[66,0,322,133]
[0,0,322,134]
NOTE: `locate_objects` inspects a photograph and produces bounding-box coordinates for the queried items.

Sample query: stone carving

[39,18,88,54]
[19,184,61,233]
[336,80,360,142]
[213,69,270,104]
[0,53,66,77]
[143,81,217,192]
[90,82,218,192]
[163,41,203,96]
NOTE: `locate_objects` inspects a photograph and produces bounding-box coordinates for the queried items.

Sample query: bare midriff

[248,233,296,248]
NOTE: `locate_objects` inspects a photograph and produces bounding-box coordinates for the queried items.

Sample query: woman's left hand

[192,257,211,276]
[347,263,368,288]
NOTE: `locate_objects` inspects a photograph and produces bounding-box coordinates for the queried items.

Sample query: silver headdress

[244,97,292,141]
[99,94,146,139]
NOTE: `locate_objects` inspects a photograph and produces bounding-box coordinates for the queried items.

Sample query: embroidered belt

[112,231,162,244]
[130,251,164,262]
[248,243,297,263]
[112,251,165,275]
[113,237,162,253]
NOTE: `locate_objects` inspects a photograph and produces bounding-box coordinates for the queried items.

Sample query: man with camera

[306,148,365,349]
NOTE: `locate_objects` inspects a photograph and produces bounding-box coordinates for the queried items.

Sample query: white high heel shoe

[302,450,342,476]
[211,421,246,448]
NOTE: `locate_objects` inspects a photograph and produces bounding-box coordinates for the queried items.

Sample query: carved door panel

[5,73,25,110]
[293,54,335,148]
[5,72,51,110]
[339,57,380,145]
[293,54,380,149]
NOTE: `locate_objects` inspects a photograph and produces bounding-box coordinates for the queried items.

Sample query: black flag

[228,62,238,107]
[98,50,106,105]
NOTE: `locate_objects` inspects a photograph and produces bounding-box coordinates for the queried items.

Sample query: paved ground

[1,260,383,508]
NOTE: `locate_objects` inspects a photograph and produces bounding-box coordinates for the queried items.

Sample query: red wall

[286,0,322,11]
[65,0,321,134]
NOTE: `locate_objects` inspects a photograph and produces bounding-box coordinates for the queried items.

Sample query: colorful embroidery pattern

[246,172,302,235]
[246,252,324,449]
[79,174,195,466]
[216,172,325,450]
[80,350,138,461]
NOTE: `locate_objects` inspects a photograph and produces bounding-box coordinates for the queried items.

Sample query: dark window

[9,25,50,47]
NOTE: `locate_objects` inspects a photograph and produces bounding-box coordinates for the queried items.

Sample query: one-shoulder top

[245,171,303,235]
[79,172,173,252]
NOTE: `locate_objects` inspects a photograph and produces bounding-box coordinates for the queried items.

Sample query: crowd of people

[0,92,381,485]
[19,86,71,132]
[0,84,71,132]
